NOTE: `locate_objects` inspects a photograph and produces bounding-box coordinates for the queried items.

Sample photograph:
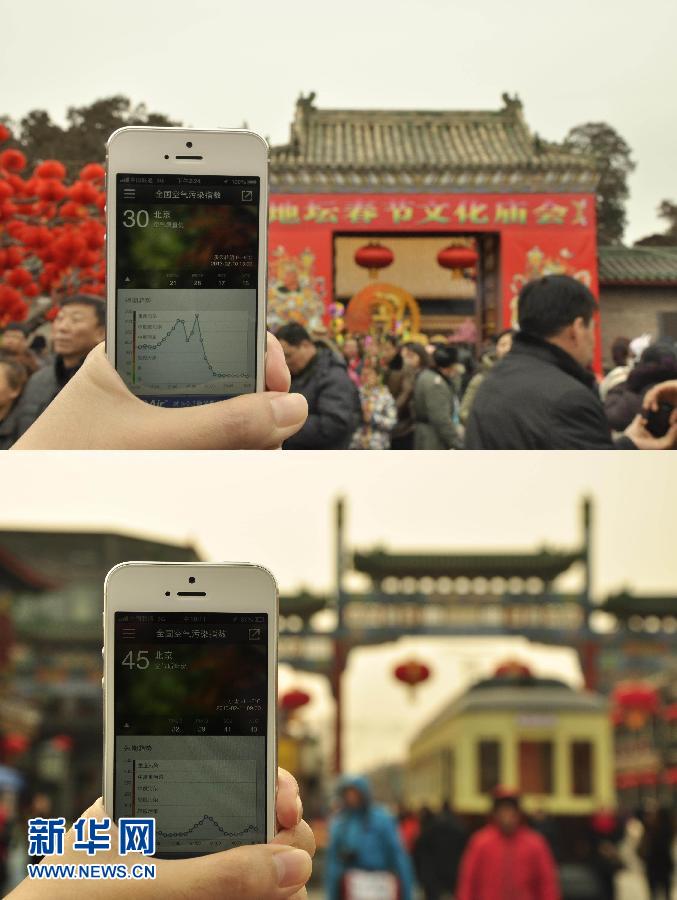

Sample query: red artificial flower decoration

[0,148,27,173]
[35,160,67,180]
[5,246,24,267]
[6,267,34,289]
[0,124,11,143]
[0,201,18,221]
[68,180,99,205]
[0,180,13,202]
[60,200,86,219]
[79,163,105,183]
[35,178,68,203]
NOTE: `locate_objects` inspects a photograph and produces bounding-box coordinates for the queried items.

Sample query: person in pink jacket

[457,790,560,900]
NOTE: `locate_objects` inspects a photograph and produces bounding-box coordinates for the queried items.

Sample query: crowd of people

[275,274,677,450]
[2,275,677,450]
[325,777,675,900]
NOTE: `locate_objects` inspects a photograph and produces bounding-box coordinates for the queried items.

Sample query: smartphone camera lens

[188,576,196,584]
[165,591,170,596]
[164,154,169,159]
[186,141,193,148]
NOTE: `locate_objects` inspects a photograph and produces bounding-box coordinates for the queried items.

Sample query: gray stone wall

[599,285,677,366]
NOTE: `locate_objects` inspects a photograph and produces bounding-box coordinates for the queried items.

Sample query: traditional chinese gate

[267,94,600,361]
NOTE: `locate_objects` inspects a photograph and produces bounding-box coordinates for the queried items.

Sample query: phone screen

[113,611,268,858]
[114,174,260,406]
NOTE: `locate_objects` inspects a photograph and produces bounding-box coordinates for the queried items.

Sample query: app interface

[115,174,260,406]
[114,612,267,857]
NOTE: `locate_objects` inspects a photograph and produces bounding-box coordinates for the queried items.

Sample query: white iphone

[105,128,268,407]
[103,562,278,859]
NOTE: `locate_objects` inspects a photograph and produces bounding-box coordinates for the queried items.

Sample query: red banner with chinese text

[267,192,598,359]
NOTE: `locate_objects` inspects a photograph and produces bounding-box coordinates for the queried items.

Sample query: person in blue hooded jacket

[325,774,413,900]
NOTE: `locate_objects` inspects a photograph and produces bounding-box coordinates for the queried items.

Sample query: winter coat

[0,402,21,450]
[460,355,494,425]
[325,776,414,900]
[350,385,397,449]
[283,345,361,450]
[457,823,560,900]
[413,368,462,450]
[14,356,82,438]
[413,811,466,894]
[604,359,677,432]
[384,362,415,440]
[465,332,635,450]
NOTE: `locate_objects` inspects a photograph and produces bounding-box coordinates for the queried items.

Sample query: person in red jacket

[457,790,560,900]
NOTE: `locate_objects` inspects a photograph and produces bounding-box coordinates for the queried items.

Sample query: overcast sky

[1,452,674,770]
[2,0,676,244]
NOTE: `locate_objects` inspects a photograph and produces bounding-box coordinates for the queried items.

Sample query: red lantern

[394,660,431,698]
[437,244,479,279]
[3,733,29,755]
[613,683,659,713]
[494,661,533,679]
[355,242,394,280]
[280,689,311,712]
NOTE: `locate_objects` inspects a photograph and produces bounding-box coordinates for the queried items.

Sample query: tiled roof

[353,548,582,581]
[270,93,598,193]
[598,245,677,285]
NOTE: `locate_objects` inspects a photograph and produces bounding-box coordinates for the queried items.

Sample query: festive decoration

[345,283,420,337]
[0,125,106,326]
[494,661,532,679]
[394,659,431,698]
[280,689,311,712]
[3,733,29,755]
[267,246,326,331]
[355,242,394,280]
[612,682,659,731]
[437,241,478,280]
[51,734,74,752]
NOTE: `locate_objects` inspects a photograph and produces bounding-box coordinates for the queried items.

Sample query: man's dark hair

[518,275,597,339]
[3,322,28,335]
[384,335,399,348]
[640,342,677,367]
[29,334,47,353]
[60,294,106,327]
[0,355,28,392]
[433,345,458,369]
[276,322,312,346]
[610,337,630,367]
[403,342,430,369]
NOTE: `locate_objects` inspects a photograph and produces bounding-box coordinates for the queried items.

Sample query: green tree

[564,122,635,245]
[7,96,180,176]
[634,200,677,247]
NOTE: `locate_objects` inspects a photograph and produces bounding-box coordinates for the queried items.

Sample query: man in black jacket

[15,295,105,439]
[276,323,360,449]
[465,275,677,450]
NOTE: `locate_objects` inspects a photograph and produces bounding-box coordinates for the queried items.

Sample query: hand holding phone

[9,772,314,900]
[106,128,268,407]
[13,337,307,450]
[103,563,278,859]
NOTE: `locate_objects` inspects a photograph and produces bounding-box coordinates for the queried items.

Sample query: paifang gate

[267,93,600,364]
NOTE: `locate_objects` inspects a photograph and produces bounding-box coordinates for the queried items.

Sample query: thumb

[137,391,308,450]
[167,843,312,899]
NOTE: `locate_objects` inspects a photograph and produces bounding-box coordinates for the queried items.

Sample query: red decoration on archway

[280,689,311,712]
[355,242,394,280]
[394,659,431,697]
[437,243,478,277]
